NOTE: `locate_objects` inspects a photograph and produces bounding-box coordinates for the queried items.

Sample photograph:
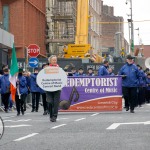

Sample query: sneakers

[17,113,20,116]
[126,107,129,111]
[5,109,8,113]
[43,111,47,115]
[31,109,35,112]
[21,111,24,115]
[50,117,56,122]
[130,110,135,113]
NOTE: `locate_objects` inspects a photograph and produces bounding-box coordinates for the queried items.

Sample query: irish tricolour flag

[9,44,18,101]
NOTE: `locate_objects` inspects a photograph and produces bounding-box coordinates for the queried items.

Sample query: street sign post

[27,44,40,57]
[29,57,39,68]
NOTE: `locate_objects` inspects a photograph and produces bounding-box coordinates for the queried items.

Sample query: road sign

[28,57,39,68]
[27,44,40,57]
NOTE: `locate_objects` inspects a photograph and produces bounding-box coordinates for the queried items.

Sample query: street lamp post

[115,32,122,57]
[126,0,134,54]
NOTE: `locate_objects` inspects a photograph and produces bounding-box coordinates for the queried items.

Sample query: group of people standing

[0,55,61,122]
[98,55,150,113]
[66,61,114,77]
[0,54,150,120]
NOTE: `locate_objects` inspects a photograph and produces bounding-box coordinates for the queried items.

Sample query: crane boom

[64,0,91,58]
[75,0,89,44]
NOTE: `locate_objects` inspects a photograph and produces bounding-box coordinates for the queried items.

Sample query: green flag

[10,43,18,76]
[9,43,18,101]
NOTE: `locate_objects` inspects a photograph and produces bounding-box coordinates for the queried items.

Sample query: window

[3,5,9,31]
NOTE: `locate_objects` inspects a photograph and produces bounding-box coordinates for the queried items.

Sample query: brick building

[101,6,124,48]
[0,0,46,58]
[101,2,127,58]
[135,45,150,58]
[89,0,102,55]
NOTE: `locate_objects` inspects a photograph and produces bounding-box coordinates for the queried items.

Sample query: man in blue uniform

[0,68,10,113]
[29,68,40,112]
[15,68,28,116]
[119,55,141,113]
[98,60,109,76]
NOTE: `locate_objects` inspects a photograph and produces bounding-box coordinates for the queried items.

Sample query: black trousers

[1,93,10,111]
[122,87,137,110]
[145,89,150,103]
[15,94,26,114]
[23,94,28,111]
[137,87,145,106]
[46,90,61,118]
[32,92,40,110]
[41,93,48,111]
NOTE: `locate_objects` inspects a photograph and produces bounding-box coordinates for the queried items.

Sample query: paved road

[0,104,150,150]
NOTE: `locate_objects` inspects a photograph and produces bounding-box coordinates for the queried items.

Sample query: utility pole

[126,0,134,54]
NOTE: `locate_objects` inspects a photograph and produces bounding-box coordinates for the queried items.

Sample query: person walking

[119,55,141,113]
[15,68,28,116]
[145,73,150,103]
[22,70,31,111]
[29,68,40,112]
[40,63,49,115]
[0,68,10,113]
[137,65,146,107]
[46,55,61,122]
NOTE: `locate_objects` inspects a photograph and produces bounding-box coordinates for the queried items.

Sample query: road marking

[2,116,16,119]
[107,121,150,130]
[5,124,32,128]
[75,118,86,122]
[25,113,31,115]
[57,118,69,120]
[91,113,99,117]
[14,133,39,142]
[2,113,31,120]
[3,119,31,122]
[51,124,66,129]
[107,123,120,129]
[144,121,150,125]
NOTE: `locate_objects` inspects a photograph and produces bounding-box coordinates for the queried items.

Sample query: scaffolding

[46,0,77,55]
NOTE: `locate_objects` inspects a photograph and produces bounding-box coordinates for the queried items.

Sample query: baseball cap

[126,55,133,59]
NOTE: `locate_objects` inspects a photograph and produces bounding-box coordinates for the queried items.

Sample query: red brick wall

[135,45,150,59]
[101,14,123,48]
[24,0,46,57]
[1,0,46,58]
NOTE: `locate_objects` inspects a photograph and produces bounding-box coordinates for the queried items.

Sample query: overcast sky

[103,0,150,45]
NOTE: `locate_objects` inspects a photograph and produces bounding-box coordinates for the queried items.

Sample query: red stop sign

[27,44,40,57]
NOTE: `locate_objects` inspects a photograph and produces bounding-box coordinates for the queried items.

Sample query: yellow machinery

[64,0,91,58]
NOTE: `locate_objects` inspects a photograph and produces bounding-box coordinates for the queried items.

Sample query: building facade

[0,0,46,59]
[46,0,102,56]
[101,3,125,57]
[46,0,76,56]
[89,0,102,55]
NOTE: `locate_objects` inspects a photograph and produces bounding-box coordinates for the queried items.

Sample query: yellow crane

[64,0,91,58]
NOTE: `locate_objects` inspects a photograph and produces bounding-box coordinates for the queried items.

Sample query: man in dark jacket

[29,68,40,112]
[15,68,28,116]
[119,55,141,113]
[0,68,10,112]
[98,60,109,76]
